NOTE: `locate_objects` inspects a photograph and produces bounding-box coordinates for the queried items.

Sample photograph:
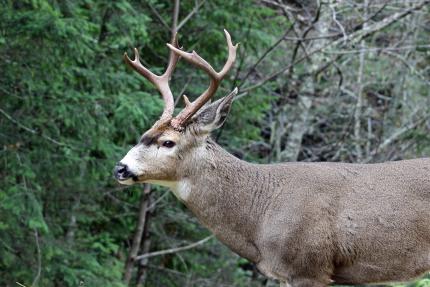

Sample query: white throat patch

[147,179,191,202]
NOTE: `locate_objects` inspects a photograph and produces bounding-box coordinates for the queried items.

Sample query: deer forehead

[140,128,182,145]
[159,130,181,141]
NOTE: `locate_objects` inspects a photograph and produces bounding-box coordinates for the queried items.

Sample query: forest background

[1,0,430,286]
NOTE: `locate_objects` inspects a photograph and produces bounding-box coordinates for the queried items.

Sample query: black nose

[114,163,135,181]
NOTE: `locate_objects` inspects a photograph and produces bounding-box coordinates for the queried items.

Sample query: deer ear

[193,88,238,132]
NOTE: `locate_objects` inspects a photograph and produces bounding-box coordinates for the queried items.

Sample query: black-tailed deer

[114,30,430,287]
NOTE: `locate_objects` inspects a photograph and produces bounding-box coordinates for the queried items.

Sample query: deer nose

[114,163,135,181]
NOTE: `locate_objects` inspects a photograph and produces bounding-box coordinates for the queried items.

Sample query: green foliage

[0,0,157,285]
[393,274,430,287]
[0,0,275,286]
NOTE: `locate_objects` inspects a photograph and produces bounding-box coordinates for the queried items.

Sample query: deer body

[115,31,430,286]
[152,140,430,286]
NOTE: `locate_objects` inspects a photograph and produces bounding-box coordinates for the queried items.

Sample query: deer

[114,30,430,287]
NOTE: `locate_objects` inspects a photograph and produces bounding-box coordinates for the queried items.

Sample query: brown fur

[118,95,430,287]
[177,140,430,286]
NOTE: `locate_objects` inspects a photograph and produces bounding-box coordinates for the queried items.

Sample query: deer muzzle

[113,162,137,183]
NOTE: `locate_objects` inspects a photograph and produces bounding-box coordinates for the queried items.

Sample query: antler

[124,34,180,124]
[168,29,238,129]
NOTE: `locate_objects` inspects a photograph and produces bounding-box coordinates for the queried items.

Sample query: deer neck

[168,139,271,262]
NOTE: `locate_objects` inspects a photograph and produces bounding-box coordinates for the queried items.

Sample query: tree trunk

[354,0,368,162]
[135,193,153,287]
[280,96,312,161]
[123,184,152,286]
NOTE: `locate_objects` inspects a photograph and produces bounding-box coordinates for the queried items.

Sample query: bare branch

[329,3,348,43]
[171,0,180,38]
[261,0,301,12]
[282,34,341,41]
[240,0,430,94]
[146,2,170,31]
[0,107,69,147]
[323,45,430,55]
[365,112,430,162]
[347,0,430,45]
[135,235,214,261]
[31,229,41,287]
[177,0,206,31]
[239,25,295,87]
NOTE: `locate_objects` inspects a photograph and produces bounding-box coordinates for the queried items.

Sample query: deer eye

[161,140,176,148]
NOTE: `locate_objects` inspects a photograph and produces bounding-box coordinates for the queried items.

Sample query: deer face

[114,90,236,186]
[114,128,182,185]
[114,30,238,186]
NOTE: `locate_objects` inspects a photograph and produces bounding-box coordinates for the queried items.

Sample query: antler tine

[124,33,181,122]
[123,48,157,83]
[218,29,237,78]
[169,30,238,129]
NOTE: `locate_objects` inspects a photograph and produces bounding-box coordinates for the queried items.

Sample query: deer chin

[118,176,190,201]
[117,174,158,186]
[117,178,137,186]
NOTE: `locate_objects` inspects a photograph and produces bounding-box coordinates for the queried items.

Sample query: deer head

[114,30,238,186]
